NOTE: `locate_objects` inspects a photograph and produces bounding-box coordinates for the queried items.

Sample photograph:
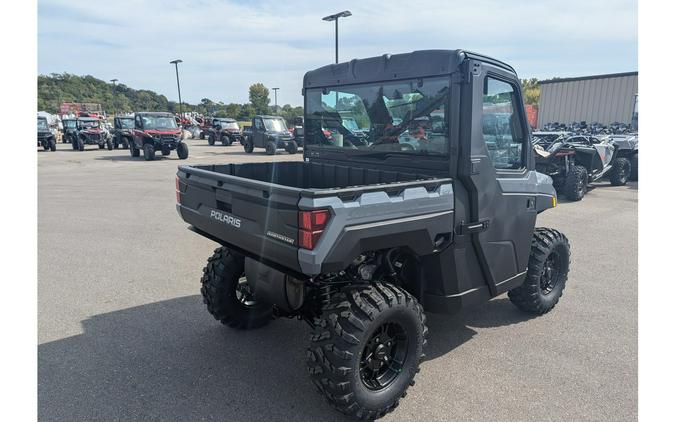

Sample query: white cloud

[38,0,637,106]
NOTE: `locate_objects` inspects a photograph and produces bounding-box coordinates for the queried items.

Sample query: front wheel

[106,139,113,150]
[244,142,254,153]
[508,228,570,315]
[129,143,140,157]
[143,143,155,161]
[265,141,277,155]
[200,247,273,329]
[176,142,189,159]
[77,138,84,151]
[307,282,427,420]
[285,140,298,154]
[208,134,215,146]
[629,153,638,181]
[609,157,631,186]
[563,165,587,201]
[50,139,56,151]
[221,135,231,146]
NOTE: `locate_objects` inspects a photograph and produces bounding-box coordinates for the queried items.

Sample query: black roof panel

[303,49,516,89]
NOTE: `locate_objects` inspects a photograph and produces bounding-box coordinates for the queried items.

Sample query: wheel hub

[539,252,561,295]
[360,322,408,390]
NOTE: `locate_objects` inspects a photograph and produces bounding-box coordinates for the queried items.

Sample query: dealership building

[537,71,638,128]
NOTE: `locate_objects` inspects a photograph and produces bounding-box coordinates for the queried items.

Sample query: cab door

[457,60,539,296]
[252,117,265,147]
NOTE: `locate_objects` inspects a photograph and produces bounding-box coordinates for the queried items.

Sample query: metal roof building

[537,72,638,128]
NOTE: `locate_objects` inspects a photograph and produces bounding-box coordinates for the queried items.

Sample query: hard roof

[539,71,638,85]
[136,112,173,116]
[303,49,516,88]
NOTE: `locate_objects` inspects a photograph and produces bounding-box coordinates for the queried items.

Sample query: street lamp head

[272,87,279,90]
[110,78,118,84]
[170,59,183,64]
[322,10,351,21]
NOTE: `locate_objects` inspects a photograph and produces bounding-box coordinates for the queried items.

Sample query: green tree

[248,83,270,115]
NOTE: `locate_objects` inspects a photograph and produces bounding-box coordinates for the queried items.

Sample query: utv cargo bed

[176,161,453,275]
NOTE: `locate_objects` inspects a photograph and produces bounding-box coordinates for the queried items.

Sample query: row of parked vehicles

[532,131,638,201]
[39,112,190,160]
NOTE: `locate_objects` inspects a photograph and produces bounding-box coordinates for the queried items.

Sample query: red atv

[129,112,188,161]
[71,117,109,151]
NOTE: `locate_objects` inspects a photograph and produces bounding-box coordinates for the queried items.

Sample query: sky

[38,0,637,107]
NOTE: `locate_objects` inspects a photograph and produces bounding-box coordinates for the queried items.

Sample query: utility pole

[110,79,118,117]
[272,87,279,113]
[322,10,352,63]
[169,59,183,117]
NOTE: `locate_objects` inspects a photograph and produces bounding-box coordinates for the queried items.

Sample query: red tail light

[298,209,331,250]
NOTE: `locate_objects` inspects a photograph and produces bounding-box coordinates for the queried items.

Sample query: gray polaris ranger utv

[176,50,570,420]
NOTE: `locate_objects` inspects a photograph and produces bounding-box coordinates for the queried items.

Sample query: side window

[135,115,142,129]
[254,118,262,130]
[482,77,525,169]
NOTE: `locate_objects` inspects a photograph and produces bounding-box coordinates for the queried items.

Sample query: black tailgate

[176,165,302,273]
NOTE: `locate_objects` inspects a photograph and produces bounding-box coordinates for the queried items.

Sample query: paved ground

[38,140,637,421]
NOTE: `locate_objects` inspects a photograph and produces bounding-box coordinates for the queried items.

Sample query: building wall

[538,72,638,128]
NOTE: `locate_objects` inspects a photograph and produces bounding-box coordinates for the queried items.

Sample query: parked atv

[71,117,110,151]
[108,116,134,150]
[242,115,297,154]
[207,117,243,146]
[177,49,571,420]
[61,118,78,144]
[601,134,638,181]
[533,133,631,201]
[37,116,57,151]
[129,112,188,161]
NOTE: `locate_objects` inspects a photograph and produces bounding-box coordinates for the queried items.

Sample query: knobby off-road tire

[50,139,56,151]
[208,134,215,146]
[143,143,155,161]
[244,142,254,153]
[564,165,587,201]
[307,282,427,421]
[200,247,273,329]
[107,139,113,150]
[221,135,231,146]
[177,142,189,159]
[265,141,277,155]
[629,153,638,181]
[610,157,631,186]
[508,228,570,315]
[285,140,299,154]
[130,144,140,157]
[77,138,85,151]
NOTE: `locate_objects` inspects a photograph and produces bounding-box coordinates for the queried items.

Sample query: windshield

[223,122,239,130]
[64,120,77,129]
[118,118,134,129]
[142,115,177,130]
[37,119,49,130]
[305,77,449,155]
[79,120,100,129]
[263,118,287,132]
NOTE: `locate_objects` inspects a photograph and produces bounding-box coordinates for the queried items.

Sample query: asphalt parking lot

[38,139,638,421]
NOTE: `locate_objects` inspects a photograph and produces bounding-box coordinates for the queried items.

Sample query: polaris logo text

[210,210,241,228]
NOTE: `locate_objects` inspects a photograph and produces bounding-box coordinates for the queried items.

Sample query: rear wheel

[200,131,205,140]
[563,165,587,201]
[143,143,155,161]
[265,141,277,155]
[307,282,427,420]
[508,228,570,315]
[201,247,273,329]
[610,157,631,186]
[177,142,189,159]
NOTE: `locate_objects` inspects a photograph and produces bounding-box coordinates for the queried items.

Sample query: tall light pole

[169,59,183,117]
[110,79,118,117]
[272,87,279,113]
[322,10,352,64]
